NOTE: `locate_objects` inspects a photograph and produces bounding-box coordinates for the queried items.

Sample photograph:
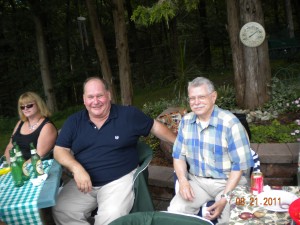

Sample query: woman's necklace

[28,117,42,131]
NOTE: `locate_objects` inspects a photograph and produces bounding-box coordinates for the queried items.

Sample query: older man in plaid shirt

[168,77,254,225]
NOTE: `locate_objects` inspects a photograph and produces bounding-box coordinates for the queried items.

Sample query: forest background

[0,0,300,153]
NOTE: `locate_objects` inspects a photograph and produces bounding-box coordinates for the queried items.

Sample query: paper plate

[257,190,298,212]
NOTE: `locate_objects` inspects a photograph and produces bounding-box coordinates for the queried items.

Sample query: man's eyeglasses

[20,103,34,110]
[187,92,213,103]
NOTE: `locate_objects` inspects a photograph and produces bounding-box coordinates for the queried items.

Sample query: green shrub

[263,77,298,113]
[142,98,188,118]
[250,120,299,143]
[215,84,237,110]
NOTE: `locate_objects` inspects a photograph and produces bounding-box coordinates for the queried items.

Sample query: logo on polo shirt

[115,136,119,140]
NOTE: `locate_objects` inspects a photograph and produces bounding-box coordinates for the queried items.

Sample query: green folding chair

[108,211,214,225]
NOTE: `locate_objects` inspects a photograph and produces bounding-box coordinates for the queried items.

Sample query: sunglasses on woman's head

[20,103,34,110]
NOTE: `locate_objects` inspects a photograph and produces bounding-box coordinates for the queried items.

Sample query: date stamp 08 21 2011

[235,197,282,207]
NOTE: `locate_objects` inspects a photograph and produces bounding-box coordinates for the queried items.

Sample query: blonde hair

[18,92,51,121]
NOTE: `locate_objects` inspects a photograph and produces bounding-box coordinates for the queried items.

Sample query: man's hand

[54,146,93,193]
[178,179,195,201]
[204,198,227,221]
[73,167,92,193]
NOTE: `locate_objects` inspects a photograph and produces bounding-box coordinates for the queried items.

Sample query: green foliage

[131,0,200,27]
[215,84,237,110]
[131,2,177,26]
[263,76,298,113]
[139,135,161,156]
[250,120,299,143]
[0,116,18,155]
[142,98,188,119]
[168,41,203,100]
[0,116,18,135]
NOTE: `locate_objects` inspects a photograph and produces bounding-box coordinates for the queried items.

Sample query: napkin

[30,174,48,186]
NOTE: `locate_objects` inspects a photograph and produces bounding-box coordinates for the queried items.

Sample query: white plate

[257,190,298,212]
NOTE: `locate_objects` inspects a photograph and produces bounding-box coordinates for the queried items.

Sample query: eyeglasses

[20,103,34,110]
[187,92,213,103]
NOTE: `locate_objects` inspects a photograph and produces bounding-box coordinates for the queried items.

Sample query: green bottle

[14,144,30,181]
[9,149,24,187]
[30,143,44,178]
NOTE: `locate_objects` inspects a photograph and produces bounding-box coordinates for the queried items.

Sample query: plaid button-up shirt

[173,105,254,179]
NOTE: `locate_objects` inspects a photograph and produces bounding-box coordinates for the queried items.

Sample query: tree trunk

[112,0,133,105]
[32,14,58,113]
[85,0,117,103]
[227,0,271,110]
[226,0,245,107]
[285,0,295,38]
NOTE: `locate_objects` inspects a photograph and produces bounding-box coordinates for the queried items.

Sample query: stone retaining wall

[158,142,299,186]
[251,143,299,186]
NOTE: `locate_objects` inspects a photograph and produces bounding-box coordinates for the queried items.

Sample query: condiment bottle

[9,149,24,187]
[30,142,44,178]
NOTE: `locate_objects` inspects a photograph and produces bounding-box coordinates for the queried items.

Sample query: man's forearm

[53,146,83,174]
[223,170,243,195]
[174,158,188,183]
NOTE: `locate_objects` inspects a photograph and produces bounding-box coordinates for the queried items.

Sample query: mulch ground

[151,147,173,167]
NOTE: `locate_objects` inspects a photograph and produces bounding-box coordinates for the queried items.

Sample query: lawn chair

[108,211,214,225]
[88,140,154,220]
[130,140,155,213]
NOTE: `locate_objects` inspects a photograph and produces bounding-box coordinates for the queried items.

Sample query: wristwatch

[220,192,231,202]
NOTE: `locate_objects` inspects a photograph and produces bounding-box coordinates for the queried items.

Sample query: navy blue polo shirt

[56,104,154,186]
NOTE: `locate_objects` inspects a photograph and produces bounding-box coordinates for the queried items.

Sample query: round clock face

[239,22,266,47]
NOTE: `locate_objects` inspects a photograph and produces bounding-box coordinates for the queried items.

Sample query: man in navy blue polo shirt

[52,77,176,225]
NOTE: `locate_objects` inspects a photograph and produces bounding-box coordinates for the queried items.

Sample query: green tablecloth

[0,159,53,225]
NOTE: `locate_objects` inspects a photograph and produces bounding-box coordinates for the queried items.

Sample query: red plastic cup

[289,198,300,225]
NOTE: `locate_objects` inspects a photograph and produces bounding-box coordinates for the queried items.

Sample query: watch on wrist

[221,192,231,202]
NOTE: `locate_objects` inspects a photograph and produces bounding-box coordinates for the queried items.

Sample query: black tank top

[12,117,56,160]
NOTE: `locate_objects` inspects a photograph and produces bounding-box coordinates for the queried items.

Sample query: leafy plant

[158,40,203,101]
[215,84,237,110]
[142,98,188,119]
[250,120,299,143]
[263,70,299,113]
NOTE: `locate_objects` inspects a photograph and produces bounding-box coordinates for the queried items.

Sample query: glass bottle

[9,149,24,187]
[14,143,30,181]
[30,142,44,178]
[1,156,9,168]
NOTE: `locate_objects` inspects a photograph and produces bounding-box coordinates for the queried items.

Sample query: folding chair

[130,141,155,212]
[108,211,214,225]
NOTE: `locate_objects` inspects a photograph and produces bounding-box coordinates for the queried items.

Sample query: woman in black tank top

[4,92,57,162]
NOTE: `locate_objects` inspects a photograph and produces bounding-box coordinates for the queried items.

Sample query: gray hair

[188,77,215,93]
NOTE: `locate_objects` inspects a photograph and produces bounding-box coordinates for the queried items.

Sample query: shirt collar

[188,105,220,128]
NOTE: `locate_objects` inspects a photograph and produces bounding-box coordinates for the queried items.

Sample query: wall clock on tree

[239,22,266,47]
